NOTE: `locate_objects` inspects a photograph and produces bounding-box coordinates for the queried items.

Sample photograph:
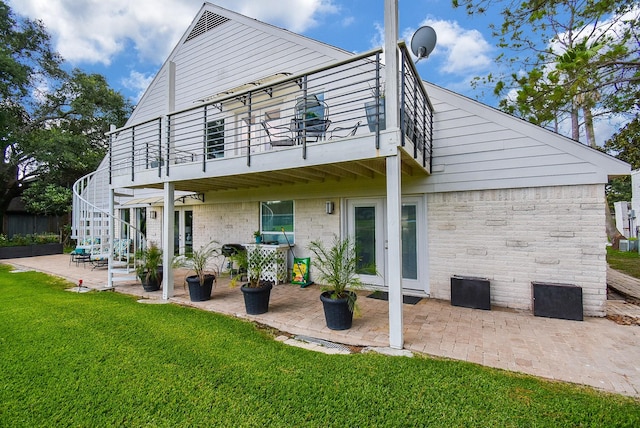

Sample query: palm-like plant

[230,247,279,288]
[174,241,220,285]
[308,235,362,312]
[135,242,163,284]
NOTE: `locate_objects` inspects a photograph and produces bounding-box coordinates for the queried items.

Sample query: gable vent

[185,11,230,42]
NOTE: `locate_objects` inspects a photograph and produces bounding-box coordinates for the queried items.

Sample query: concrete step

[111,274,138,282]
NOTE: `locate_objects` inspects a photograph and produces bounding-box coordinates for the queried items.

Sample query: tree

[455,0,639,147]
[22,182,72,216]
[455,0,639,245]
[0,1,132,229]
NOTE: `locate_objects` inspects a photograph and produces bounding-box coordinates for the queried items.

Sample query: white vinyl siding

[424,83,628,193]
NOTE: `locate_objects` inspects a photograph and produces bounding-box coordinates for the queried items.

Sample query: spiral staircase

[71,166,144,288]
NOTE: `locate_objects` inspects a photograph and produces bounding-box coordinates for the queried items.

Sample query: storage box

[532,281,583,321]
[451,275,491,310]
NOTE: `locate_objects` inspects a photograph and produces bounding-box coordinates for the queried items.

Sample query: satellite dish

[410,26,437,63]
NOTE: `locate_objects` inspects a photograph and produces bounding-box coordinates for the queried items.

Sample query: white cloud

[8,0,339,66]
[412,18,493,75]
[121,71,155,103]
[227,0,339,33]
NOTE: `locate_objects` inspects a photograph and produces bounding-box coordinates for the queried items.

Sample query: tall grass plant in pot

[230,248,280,314]
[308,235,362,330]
[135,242,163,292]
[174,242,220,302]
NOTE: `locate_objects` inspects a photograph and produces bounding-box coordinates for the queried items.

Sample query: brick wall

[427,184,607,316]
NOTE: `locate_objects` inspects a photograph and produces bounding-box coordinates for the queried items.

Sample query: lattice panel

[245,244,288,284]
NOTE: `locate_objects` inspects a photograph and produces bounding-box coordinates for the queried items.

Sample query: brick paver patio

[3,254,640,397]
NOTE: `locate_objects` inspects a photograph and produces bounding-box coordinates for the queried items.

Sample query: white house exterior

[72,2,629,348]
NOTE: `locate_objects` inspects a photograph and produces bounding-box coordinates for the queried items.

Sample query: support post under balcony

[162,182,175,300]
[384,0,403,350]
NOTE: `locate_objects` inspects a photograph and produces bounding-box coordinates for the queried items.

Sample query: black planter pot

[185,274,215,302]
[140,267,163,292]
[320,291,356,330]
[241,282,273,315]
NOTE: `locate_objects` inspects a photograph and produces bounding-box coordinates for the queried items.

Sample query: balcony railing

[108,44,433,182]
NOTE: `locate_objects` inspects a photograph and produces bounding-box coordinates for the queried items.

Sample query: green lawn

[608,246,640,279]
[1,264,638,426]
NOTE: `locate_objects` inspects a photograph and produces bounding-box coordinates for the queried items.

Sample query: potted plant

[230,248,280,315]
[253,230,262,244]
[174,242,219,302]
[364,81,386,132]
[308,235,362,330]
[135,242,163,292]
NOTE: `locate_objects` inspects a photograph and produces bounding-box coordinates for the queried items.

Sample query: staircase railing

[72,167,146,287]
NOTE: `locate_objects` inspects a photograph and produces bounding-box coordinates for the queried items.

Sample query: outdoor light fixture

[325,201,335,215]
[149,210,157,219]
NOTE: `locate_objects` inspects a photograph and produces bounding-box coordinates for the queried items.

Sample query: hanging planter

[364,100,386,132]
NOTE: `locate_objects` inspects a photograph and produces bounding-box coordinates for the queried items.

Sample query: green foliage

[606,176,632,208]
[0,233,58,247]
[0,266,639,426]
[0,1,132,224]
[134,242,163,283]
[229,248,280,288]
[308,235,363,313]
[607,246,640,279]
[605,116,640,168]
[173,241,220,285]
[21,182,72,216]
[455,0,639,147]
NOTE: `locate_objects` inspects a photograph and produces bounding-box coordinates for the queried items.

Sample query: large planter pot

[185,274,215,302]
[241,282,273,315]
[364,100,386,132]
[0,243,63,259]
[139,267,163,292]
[320,291,356,330]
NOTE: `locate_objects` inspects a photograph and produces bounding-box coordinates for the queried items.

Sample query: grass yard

[608,246,640,279]
[1,264,639,427]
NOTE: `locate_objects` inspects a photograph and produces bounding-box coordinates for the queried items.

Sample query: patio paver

[3,254,640,398]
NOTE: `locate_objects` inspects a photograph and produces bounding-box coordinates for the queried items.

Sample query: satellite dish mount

[411,26,437,63]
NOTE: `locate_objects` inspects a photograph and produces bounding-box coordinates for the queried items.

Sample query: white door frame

[344,195,428,294]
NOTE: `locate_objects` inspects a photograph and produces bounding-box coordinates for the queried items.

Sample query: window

[206,119,224,159]
[260,200,294,244]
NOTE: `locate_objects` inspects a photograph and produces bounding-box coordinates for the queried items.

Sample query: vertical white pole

[385,0,404,349]
[162,61,176,300]
[387,153,403,349]
[162,182,175,300]
[107,188,115,288]
[384,0,400,130]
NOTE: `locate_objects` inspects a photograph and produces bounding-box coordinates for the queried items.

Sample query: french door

[174,209,193,256]
[346,197,427,294]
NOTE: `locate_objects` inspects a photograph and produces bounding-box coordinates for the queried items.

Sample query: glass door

[347,197,427,293]
[174,209,193,256]
[400,197,426,293]
[347,199,385,286]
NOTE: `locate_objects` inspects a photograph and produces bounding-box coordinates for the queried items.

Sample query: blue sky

[8,0,500,105]
[7,0,631,146]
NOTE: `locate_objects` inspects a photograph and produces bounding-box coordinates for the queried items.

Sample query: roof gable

[126,2,352,125]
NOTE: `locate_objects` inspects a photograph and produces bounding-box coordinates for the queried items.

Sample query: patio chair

[329,120,361,139]
[261,120,296,146]
[293,95,330,142]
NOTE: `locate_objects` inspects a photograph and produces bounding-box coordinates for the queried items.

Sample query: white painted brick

[428,184,607,316]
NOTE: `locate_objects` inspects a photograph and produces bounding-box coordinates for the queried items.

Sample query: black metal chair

[261,120,296,146]
[329,120,361,139]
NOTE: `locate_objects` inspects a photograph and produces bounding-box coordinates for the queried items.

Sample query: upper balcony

[108,44,433,193]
